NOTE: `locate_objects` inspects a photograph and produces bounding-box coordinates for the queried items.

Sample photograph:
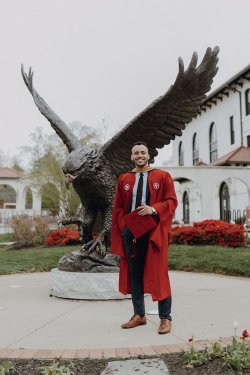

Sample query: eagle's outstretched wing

[21,65,81,152]
[101,46,219,176]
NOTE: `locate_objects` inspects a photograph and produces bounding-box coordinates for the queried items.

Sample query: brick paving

[0,337,248,360]
[219,337,235,346]
[89,349,104,359]
[103,348,116,359]
[115,347,130,358]
[128,346,144,356]
[75,349,90,358]
[140,346,158,356]
[46,349,65,359]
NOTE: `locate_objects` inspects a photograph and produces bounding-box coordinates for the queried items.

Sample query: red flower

[188,338,193,342]
[240,329,249,340]
[170,219,245,247]
[46,227,80,246]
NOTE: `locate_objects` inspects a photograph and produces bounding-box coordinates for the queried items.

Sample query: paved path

[0,271,249,359]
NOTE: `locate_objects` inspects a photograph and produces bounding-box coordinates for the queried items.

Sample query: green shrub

[0,361,14,374]
[185,336,250,373]
[40,360,75,375]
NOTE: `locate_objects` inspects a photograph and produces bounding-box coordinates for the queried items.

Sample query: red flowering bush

[170,226,204,245]
[170,220,245,247]
[46,227,80,246]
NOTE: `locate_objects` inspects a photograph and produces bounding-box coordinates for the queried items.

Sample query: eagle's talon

[84,229,111,255]
[84,239,104,255]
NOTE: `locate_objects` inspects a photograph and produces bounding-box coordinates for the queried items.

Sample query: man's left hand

[137,205,154,216]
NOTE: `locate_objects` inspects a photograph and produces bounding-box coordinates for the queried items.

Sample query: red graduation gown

[111,169,178,301]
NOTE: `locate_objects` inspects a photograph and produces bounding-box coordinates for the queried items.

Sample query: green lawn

[0,245,76,275]
[0,233,12,243]
[0,243,249,277]
[169,244,250,277]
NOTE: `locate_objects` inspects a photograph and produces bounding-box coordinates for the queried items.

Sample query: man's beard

[133,159,148,168]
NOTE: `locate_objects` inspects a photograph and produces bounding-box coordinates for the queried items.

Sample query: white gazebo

[0,167,41,232]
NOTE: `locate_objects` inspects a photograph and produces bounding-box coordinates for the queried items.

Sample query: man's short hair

[131,141,148,152]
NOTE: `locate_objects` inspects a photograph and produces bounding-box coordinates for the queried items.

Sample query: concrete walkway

[0,271,249,359]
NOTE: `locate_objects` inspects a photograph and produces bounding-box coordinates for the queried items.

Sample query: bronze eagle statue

[21,46,219,253]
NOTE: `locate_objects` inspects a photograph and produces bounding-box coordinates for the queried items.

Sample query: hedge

[170,220,245,247]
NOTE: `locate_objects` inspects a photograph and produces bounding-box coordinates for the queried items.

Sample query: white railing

[0,209,39,233]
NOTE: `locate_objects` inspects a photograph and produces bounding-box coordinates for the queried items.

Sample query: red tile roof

[211,146,250,166]
[0,167,26,179]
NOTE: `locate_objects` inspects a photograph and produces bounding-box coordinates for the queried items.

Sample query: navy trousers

[123,227,172,320]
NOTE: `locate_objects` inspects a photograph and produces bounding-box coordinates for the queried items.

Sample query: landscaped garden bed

[170,220,246,247]
[1,338,249,375]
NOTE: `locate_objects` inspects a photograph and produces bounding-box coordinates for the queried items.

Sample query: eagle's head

[62,146,99,187]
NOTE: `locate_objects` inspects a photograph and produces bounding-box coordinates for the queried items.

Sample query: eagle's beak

[65,173,78,189]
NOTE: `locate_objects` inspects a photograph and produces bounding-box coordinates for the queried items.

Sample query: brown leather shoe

[158,319,172,334]
[121,314,146,329]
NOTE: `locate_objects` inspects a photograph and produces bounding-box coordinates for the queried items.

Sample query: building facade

[166,64,250,224]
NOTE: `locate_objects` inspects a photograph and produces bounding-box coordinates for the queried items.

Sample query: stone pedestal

[50,268,131,300]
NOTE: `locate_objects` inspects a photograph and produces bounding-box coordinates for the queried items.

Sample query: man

[111,142,178,334]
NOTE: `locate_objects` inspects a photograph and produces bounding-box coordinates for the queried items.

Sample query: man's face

[131,144,150,168]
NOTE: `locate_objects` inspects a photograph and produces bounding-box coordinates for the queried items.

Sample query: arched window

[0,184,16,209]
[245,89,250,116]
[247,135,250,147]
[183,191,189,224]
[220,182,230,221]
[209,122,218,162]
[192,133,199,165]
[178,141,184,166]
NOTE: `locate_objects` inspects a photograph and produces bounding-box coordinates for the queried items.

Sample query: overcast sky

[1,0,250,166]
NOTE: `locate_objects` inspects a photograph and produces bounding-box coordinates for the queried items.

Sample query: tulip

[240,329,249,340]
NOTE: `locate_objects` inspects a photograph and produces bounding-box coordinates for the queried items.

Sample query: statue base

[50,268,131,300]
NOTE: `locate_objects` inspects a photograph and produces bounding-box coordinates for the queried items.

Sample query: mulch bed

[0,352,243,374]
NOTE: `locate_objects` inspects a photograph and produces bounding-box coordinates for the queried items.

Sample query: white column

[31,188,42,215]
